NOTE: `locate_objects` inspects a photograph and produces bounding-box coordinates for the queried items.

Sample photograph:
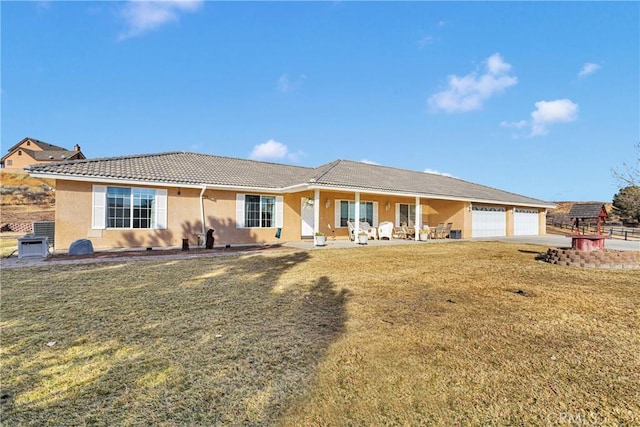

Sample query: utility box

[449,230,462,239]
[18,236,49,259]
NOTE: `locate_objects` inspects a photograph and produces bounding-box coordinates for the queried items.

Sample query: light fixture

[385,202,391,211]
[325,199,331,208]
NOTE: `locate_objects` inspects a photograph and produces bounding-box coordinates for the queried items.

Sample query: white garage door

[472,206,506,237]
[514,208,539,236]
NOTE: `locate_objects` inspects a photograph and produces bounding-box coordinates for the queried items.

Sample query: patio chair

[392,226,405,239]
[431,223,444,239]
[347,221,356,241]
[378,221,394,240]
[360,221,377,240]
[442,222,453,239]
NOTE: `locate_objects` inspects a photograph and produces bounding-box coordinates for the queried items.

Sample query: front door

[301,198,314,237]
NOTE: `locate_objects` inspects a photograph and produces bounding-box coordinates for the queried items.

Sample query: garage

[472,206,506,237]
[514,208,539,236]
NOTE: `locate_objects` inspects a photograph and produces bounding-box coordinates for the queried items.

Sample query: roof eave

[27,172,290,193]
[308,184,555,209]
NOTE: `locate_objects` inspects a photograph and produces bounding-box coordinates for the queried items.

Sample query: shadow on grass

[1,251,349,425]
[517,248,548,261]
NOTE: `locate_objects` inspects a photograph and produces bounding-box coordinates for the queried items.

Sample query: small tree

[612,142,639,187]
[612,186,640,223]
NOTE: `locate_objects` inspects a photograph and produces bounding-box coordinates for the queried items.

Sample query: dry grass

[0,235,19,258]
[0,171,55,224]
[1,242,639,425]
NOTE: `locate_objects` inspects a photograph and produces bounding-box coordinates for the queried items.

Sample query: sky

[2,1,639,203]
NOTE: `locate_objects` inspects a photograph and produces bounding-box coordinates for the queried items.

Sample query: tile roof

[26,152,554,207]
[26,152,312,189]
[568,203,607,218]
[311,159,552,206]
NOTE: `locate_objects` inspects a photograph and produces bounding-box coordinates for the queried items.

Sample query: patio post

[415,196,421,241]
[354,192,361,244]
[314,189,320,235]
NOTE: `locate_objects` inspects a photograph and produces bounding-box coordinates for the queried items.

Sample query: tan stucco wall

[55,180,191,251]
[507,207,515,236]
[539,210,547,234]
[2,151,39,170]
[52,179,546,250]
[423,199,468,237]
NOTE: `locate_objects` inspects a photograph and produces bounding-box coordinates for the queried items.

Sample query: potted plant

[314,231,326,246]
[420,225,430,241]
[357,230,368,245]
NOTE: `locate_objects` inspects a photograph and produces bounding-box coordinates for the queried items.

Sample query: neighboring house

[1,137,86,170]
[26,152,555,251]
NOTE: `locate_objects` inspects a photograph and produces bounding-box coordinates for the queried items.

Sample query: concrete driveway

[481,235,639,252]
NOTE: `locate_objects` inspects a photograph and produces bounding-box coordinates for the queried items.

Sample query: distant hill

[549,201,618,224]
[1,170,55,225]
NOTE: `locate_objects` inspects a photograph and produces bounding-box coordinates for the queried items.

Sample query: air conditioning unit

[18,236,49,259]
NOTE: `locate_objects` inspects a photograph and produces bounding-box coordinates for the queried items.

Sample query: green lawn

[1,242,639,425]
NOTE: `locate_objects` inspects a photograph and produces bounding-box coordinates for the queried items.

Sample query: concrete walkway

[285,234,639,252]
[2,234,637,270]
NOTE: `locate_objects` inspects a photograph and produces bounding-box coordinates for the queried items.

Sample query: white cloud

[118,0,203,41]
[500,120,528,129]
[530,99,578,136]
[578,62,601,78]
[277,73,306,93]
[417,35,435,49]
[250,139,288,161]
[428,53,518,113]
[424,168,455,178]
[249,139,304,162]
[501,99,579,137]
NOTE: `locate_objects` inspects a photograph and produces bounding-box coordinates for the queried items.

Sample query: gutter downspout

[200,186,207,235]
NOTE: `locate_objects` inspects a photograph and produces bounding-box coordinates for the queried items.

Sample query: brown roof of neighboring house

[18,148,83,161]
[3,137,67,154]
[26,151,555,207]
[2,137,86,162]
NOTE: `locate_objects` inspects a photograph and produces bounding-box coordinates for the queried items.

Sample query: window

[6,160,12,166]
[106,187,156,229]
[244,195,275,228]
[107,187,132,228]
[338,201,374,227]
[92,185,166,230]
[18,150,22,156]
[133,188,156,228]
[398,204,416,226]
[236,194,283,228]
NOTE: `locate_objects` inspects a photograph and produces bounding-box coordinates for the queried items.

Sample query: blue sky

[2,1,638,202]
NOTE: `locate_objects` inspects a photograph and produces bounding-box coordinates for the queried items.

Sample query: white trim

[155,189,167,229]
[275,196,284,228]
[313,190,320,234]
[92,185,106,229]
[236,194,245,228]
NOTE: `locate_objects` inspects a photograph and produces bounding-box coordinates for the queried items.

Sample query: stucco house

[1,137,86,170]
[26,151,555,251]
